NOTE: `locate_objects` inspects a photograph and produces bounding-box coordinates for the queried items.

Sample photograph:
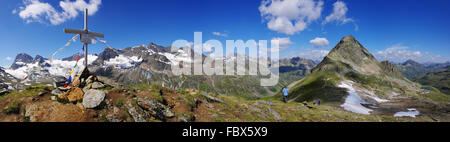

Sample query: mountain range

[1,35,449,122]
[2,42,316,99]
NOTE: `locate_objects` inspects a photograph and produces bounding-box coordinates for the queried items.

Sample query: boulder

[83,83,92,93]
[82,89,105,109]
[72,76,81,87]
[199,91,226,104]
[58,91,69,100]
[67,87,84,102]
[91,82,105,89]
[0,90,9,96]
[51,96,56,101]
[85,75,96,85]
[127,107,147,122]
[137,97,175,120]
[51,89,62,96]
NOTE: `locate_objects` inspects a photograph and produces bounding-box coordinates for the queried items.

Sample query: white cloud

[14,0,102,25]
[322,1,358,31]
[309,37,329,47]
[297,49,329,61]
[259,0,323,35]
[212,32,228,37]
[271,37,293,50]
[374,44,450,63]
[5,57,12,61]
[323,1,353,25]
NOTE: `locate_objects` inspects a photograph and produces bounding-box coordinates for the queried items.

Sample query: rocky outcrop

[381,60,403,78]
[137,97,174,120]
[82,89,105,109]
[91,82,105,89]
[199,91,226,104]
[127,107,147,122]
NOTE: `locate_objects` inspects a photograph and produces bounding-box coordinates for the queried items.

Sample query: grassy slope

[1,84,432,122]
[414,66,450,95]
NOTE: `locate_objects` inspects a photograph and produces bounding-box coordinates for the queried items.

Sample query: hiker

[313,100,317,105]
[318,99,321,105]
[282,87,288,103]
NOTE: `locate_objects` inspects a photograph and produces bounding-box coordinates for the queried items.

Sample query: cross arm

[64,28,104,38]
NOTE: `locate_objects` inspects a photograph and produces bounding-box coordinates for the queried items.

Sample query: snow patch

[367,95,389,103]
[158,52,192,65]
[104,55,142,69]
[394,108,420,118]
[339,81,373,115]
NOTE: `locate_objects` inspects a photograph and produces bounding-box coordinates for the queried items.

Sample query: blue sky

[1,0,450,67]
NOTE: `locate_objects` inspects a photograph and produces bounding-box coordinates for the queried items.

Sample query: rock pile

[51,68,106,109]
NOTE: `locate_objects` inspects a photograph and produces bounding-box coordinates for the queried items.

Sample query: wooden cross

[64,8,104,68]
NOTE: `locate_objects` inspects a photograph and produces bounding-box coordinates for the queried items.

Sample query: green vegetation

[115,98,126,107]
[414,66,450,95]
[2,101,21,114]
[265,71,346,104]
[418,86,450,102]
[0,84,47,102]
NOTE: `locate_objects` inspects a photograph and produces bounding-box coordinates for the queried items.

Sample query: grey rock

[260,100,275,106]
[127,107,147,122]
[107,115,119,122]
[0,90,9,96]
[199,91,226,104]
[91,82,105,89]
[266,106,281,120]
[51,89,62,96]
[82,89,105,109]
[137,97,175,120]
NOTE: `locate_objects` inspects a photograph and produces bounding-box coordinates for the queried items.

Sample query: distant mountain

[423,61,450,71]
[283,35,448,116]
[5,43,316,98]
[395,59,428,80]
[279,57,316,74]
[10,53,34,70]
[414,66,450,95]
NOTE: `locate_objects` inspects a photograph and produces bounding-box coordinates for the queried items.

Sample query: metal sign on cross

[64,8,104,69]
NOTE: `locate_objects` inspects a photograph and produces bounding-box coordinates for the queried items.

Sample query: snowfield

[104,55,142,69]
[394,108,420,117]
[6,54,98,79]
[338,81,373,115]
[158,52,192,65]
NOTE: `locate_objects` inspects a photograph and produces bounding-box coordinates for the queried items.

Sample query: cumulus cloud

[297,49,329,61]
[309,37,329,47]
[259,0,323,35]
[14,0,102,25]
[5,57,12,61]
[212,32,228,37]
[322,1,358,30]
[374,44,450,63]
[271,37,293,50]
[323,1,353,24]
